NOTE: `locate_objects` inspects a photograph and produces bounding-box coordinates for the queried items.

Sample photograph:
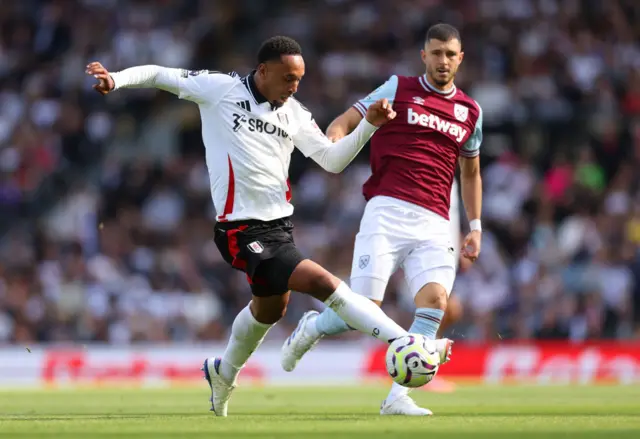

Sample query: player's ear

[458,51,464,64]
[257,63,267,78]
[420,49,427,65]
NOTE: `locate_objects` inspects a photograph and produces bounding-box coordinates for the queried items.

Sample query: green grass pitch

[1,384,639,438]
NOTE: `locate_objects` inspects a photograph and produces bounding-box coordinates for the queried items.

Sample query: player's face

[421,38,464,88]
[258,55,305,108]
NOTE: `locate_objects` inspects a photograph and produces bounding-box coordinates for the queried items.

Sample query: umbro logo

[236,100,251,112]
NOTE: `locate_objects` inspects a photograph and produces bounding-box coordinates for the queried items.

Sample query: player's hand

[365,98,396,127]
[86,62,115,95]
[462,230,481,263]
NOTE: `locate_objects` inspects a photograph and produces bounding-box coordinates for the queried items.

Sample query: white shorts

[350,195,457,302]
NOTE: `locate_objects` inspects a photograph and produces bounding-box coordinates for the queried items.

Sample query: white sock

[219,303,274,383]
[314,307,351,336]
[304,313,321,339]
[386,382,411,402]
[324,282,406,342]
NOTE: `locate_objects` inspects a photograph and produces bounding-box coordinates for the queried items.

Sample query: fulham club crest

[277,113,289,126]
[453,104,468,122]
[247,241,264,254]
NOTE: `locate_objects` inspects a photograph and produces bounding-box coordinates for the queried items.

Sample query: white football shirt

[111,67,378,222]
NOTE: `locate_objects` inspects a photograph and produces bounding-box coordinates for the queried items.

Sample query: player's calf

[224,294,289,375]
[310,277,385,338]
[384,281,451,406]
[410,282,448,339]
[415,282,448,311]
[288,259,406,342]
[438,294,462,337]
[283,276,399,372]
[206,294,288,416]
[288,260,340,300]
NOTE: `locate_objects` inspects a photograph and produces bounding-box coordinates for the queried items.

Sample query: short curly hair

[257,36,302,64]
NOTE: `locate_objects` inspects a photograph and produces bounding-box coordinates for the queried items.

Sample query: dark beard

[430,73,452,87]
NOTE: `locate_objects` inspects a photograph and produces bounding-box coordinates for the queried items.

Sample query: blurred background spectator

[1,0,640,345]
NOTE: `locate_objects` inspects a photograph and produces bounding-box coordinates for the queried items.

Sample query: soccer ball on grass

[385,334,440,388]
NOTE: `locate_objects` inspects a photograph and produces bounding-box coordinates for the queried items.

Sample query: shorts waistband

[215,217,292,230]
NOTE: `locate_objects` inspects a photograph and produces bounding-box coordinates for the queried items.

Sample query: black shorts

[214,217,305,296]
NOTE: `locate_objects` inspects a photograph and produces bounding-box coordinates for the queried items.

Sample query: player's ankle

[219,359,241,384]
[387,382,411,403]
[304,313,321,338]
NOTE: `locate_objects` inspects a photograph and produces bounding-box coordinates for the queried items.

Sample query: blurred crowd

[1,0,640,344]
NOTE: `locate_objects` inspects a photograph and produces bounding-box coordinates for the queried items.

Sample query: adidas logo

[236,100,251,111]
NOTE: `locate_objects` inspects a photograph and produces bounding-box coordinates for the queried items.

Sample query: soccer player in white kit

[86,36,453,417]
[282,24,483,416]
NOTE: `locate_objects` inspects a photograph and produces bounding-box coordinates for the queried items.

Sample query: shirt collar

[243,70,274,108]
[419,74,457,98]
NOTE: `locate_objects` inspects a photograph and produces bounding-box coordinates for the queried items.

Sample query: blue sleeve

[460,102,483,158]
[352,75,399,117]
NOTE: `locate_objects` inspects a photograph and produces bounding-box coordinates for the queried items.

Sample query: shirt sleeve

[352,75,399,117]
[460,102,483,158]
[110,65,234,105]
[293,116,331,157]
[175,69,236,105]
[294,113,378,173]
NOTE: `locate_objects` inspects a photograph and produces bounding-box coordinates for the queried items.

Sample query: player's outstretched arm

[326,107,364,142]
[86,62,182,96]
[295,98,396,173]
[86,62,228,105]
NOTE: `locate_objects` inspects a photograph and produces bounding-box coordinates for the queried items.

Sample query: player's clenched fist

[365,98,396,127]
[462,230,481,263]
[86,62,115,95]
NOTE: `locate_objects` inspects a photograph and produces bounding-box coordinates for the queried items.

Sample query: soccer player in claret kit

[283,24,483,416]
[86,36,454,417]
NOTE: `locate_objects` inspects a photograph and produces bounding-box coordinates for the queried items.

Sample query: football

[385,334,440,388]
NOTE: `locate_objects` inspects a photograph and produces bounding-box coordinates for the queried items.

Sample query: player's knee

[250,293,289,324]
[289,259,341,301]
[252,303,287,324]
[414,283,448,311]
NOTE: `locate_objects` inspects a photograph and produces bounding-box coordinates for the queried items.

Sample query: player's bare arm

[459,155,482,262]
[326,107,364,142]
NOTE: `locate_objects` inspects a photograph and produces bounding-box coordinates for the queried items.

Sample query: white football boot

[202,357,236,417]
[380,394,433,416]
[281,310,321,372]
[380,338,454,416]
